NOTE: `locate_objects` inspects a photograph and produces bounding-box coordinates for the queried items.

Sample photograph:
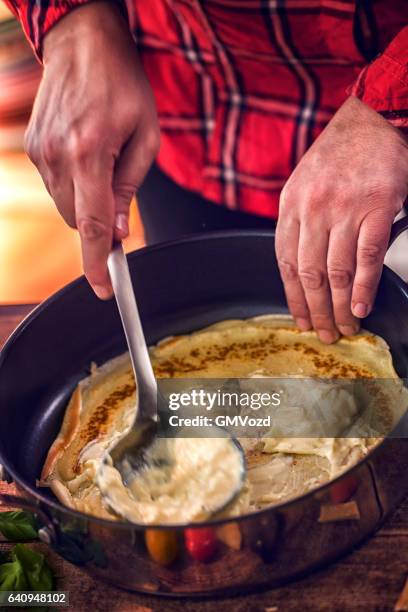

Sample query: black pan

[0,225,407,596]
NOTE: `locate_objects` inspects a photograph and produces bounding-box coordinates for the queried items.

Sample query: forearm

[23,0,159,298]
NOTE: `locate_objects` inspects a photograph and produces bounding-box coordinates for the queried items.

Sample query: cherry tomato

[145,529,178,566]
[184,527,217,562]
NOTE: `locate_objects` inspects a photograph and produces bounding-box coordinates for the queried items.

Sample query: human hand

[275,96,408,343]
[25,2,160,299]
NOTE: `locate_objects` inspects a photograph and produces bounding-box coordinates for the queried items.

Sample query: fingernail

[94,285,112,300]
[338,325,358,336]
[115,213,129,236]
[296,318,312,331]
[318,329,339,344]
[353,303,368,318]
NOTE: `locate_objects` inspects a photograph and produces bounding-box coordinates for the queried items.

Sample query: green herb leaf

[0,558,28,591]
[0,511,37,541]
[57,528,107,567]
[12,544,53,591]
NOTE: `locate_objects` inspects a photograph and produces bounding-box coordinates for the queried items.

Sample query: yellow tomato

[145,529,178,566]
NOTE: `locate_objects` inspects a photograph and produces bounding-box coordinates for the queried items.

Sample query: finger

[113,125,159,241]
[351,210,393,318]
[26,129,77,227]
[36,164,53,200]
[73,169,115,300]
[25,147,53,199]
[275,217,311,330]
[48,173,76,228]
[327,224,360,336]
[298,223,339,343]
[28,152,76,228]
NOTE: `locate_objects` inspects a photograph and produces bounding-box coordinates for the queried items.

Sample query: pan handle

[389,213,408,248]
[0,492,56,544]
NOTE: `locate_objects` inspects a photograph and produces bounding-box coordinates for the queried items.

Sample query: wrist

[43,1,128,65]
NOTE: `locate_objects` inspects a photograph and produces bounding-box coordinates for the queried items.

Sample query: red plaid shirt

[5,0,408,219]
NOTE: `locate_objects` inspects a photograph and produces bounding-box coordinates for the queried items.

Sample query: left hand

[275,96,408,344]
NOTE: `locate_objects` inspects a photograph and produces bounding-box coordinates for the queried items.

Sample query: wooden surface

[0,304,407,612]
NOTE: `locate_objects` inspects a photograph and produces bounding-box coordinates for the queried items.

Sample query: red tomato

[184,527,217,562]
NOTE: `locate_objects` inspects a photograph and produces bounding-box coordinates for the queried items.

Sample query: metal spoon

[104,241,158,484]
[100,241,246,515]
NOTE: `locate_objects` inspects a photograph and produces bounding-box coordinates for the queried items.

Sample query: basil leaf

[0,511,37,541]
[0,559,28,591]
[12,544,53,591]
[56,527,107,567]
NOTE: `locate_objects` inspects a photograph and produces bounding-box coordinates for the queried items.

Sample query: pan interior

[0,232,407,504]
[4,303,290,493]
[40,310,407,523]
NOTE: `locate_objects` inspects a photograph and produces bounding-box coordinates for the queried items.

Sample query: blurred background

[0,4,144,304]
[0,5,406,305]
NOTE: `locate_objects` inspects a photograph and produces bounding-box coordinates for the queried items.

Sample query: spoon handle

[108,242,157,421]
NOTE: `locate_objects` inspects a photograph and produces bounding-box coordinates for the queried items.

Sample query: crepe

[40,315,407,522]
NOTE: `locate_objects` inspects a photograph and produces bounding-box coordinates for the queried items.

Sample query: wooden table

[0,304,407,612]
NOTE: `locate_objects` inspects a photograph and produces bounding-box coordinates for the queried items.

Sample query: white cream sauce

[95,435,245,524]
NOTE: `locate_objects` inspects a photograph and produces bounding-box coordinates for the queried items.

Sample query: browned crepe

[41,315,406,522]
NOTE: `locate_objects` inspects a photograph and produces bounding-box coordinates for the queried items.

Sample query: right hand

[25,2,160,299]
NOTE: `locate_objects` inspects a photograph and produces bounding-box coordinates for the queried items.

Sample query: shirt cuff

[349,26,408,130]
[5,0,133,62]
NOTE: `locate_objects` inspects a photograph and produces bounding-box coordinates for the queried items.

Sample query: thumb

[351,208,394,319]
[113,126,160,241]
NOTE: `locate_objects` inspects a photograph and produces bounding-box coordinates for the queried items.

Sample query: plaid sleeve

[3,1,92,60]
[350,26,408,130]
[2,1,134,61]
